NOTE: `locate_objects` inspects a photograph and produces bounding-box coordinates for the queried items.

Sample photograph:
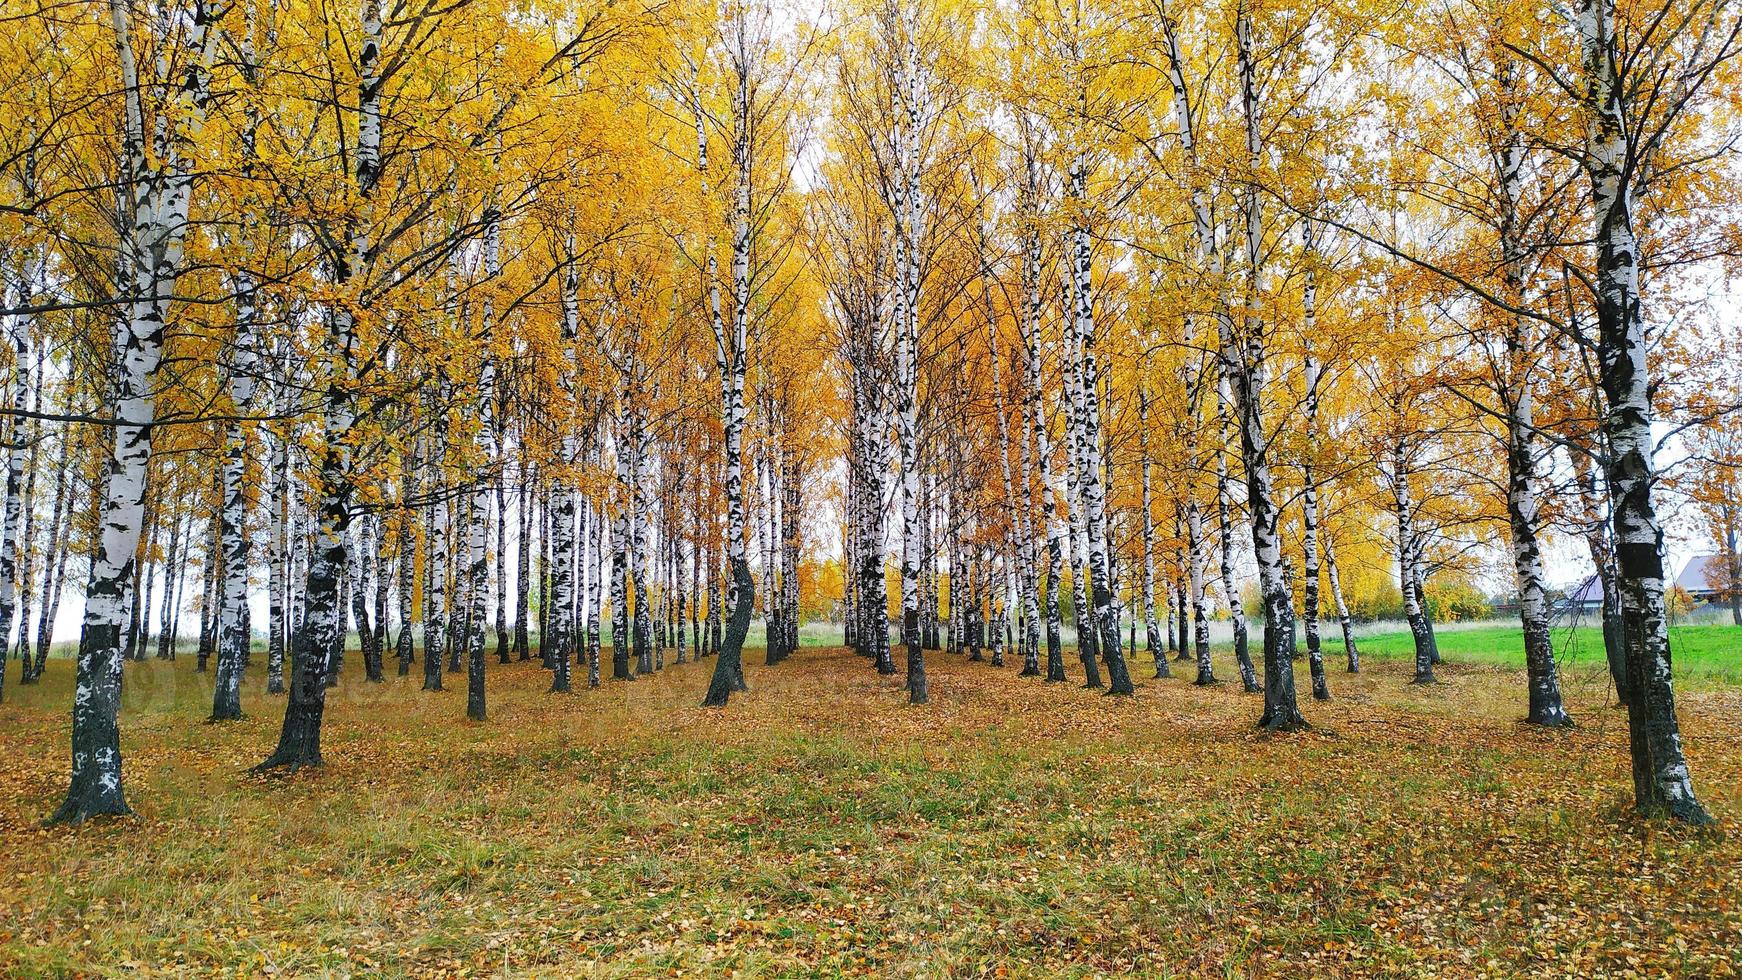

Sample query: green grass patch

[1352,622,1742,684]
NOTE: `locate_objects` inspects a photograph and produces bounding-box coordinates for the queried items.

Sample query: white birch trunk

[1231,8,1302,730]
[212,273,259,720]
[1576,0,1706,820]
[55,0,220,821]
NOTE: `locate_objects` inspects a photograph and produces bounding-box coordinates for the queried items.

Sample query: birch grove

[0,0,1735,831]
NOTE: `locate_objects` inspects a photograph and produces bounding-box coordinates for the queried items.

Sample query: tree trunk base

[47,790,133,826]
[1639,795,1716,826]
[252,750,323,774]
[1524,707,1574,728]
[1256,710,1309,733]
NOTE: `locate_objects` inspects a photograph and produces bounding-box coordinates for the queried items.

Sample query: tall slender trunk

[1014,224,1042,676]
[0,315,36,694]
[424,407,450,691]
[1487,76,1570,726]
[632,413,655,676]
[1074,223,1134,695]
[702,48,754,706]
[760,434,780,663]
[586,485,604,686]
[1393,442,1435,684]
[892,51,927,704]
[986,291,1027,676]
[553,475,580,692]
[1165,11,1232,690]
[393,447,416,675]
[514,468,532,660]
[54,0,220,821]
[266,432,290,690]
[14,373,42,674]
[462,361,494,719]
[212,282,259,719]
[157,503,185,659]
[29,423,70,683]
[1324,533,1358,672]
[1232,6,1302,731]
[255,0,386,768]
[611,440,633,681]
[349,520,378,681]
[1061,300,1099,690]
[448,490,470,673]
[494,471,508,665]
[1300,261,1329,701]
[1037,394,1067,683]
[1139,381,1170,679]
[1577,0,1707,821]
[1216,393,1257,692]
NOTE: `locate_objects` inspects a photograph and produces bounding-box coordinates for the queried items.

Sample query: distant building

[1676,554,1738,605]
[1556,575,1605,615]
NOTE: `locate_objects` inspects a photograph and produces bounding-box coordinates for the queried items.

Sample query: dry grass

[0,644,1738,977]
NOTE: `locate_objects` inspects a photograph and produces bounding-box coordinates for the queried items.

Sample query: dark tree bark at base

[1148,626,1170,679]
[1407,611,1436,685]
[1256,708,1309,732]
[50,622,132,825]
[467,647,486,721]
[548,645,571,693]
[1523,620,1571,726]
[1309,635,1330,699]
[1603,609,1628,706]
[256,628,332,773]
[702,559,753,707]
[905,608,928,704]
[1233,627,1259,693]
[874,641,897,675]
[48,789,134,826]
[1093,597,1134,696]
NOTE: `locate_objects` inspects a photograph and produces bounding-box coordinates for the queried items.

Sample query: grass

[1,633,1739,977]
[1350,621,1742,685]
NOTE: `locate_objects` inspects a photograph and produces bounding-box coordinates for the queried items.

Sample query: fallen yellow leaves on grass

[0,646,1736,977]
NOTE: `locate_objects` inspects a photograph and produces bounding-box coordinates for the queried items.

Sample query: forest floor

[2,638,1740,977]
